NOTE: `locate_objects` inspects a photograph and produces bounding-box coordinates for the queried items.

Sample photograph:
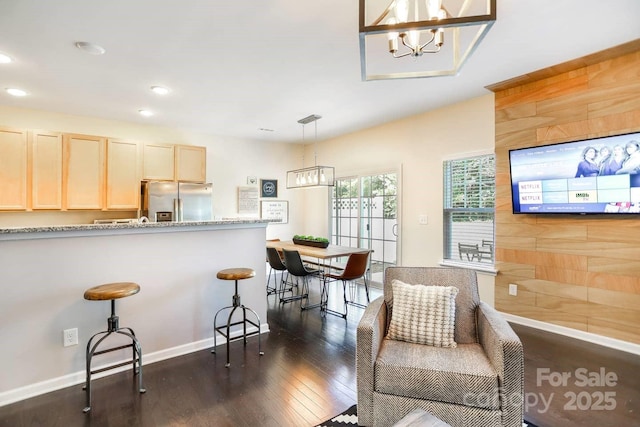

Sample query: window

[443,154,495,268]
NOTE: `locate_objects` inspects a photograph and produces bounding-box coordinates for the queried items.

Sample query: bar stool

[212,268,264,367]
[83,282,146,413]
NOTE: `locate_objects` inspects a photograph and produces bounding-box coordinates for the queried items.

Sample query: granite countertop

[0,219,275,241]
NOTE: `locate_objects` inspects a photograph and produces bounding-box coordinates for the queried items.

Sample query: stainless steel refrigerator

[141,181,213,222]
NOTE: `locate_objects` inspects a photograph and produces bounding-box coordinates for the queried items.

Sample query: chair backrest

[266,247,286,271]
[384,267,480,344]
[266,239,280,261]
[340,252,369,280]
[282,249,313,277]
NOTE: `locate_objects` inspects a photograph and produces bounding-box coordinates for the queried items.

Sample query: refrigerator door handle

[173,198,181,222]
[178,198,184,222]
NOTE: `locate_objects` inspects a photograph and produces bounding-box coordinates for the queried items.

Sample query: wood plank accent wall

[489,41,640,345]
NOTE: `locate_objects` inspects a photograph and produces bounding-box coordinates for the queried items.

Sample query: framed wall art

[261,200,288,224]
[260,179,278,198]
[237,186,259,214]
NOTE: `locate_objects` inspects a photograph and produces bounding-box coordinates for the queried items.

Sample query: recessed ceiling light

[150,86,170,95]
[138,109,153,117]
[6,88,27,97]
[75,41,106,55]
[0,53,12,64]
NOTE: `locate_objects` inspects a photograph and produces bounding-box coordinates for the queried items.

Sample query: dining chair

[322,251,370,318]
[266,246,290,296]
[281,249,321,309]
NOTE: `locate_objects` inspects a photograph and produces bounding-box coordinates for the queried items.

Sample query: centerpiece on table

[292,235,330,248]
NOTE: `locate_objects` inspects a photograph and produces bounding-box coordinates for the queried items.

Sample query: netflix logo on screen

[519,181,542,192]
[520,193,542,204]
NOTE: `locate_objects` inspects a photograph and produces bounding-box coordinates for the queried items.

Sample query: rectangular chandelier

[286,114,335,189]
[286,165,335,189]
[359,0,496,81]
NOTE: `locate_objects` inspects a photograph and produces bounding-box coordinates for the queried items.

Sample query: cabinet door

[106,139,141,209]
[63,134,105,210]
[143,143,175,181]
[176,145,206,182]
[0,127,28,210]
[31,130,62,210]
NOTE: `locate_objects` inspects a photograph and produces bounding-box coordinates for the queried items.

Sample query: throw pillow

[387,279,458,347]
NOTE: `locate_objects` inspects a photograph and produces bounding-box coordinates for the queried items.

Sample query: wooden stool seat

[216,268,255,281]
[84,282,140,301]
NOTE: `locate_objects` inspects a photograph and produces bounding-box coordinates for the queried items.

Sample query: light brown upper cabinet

[63,133,106,210]
[143,142,206,183]
[106,139,142,210]
[0,127,28,210]
[176,145,206,182]
[143,142,175,181]
[31,130,63,210]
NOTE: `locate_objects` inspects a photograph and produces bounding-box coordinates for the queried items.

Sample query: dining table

[266,240,373,316]
[267,240,370,262]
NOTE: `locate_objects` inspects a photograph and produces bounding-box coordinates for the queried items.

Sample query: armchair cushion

[375,339,500,409]
[387,279,458,348]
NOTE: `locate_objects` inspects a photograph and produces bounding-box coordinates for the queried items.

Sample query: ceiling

[0,0,639,144]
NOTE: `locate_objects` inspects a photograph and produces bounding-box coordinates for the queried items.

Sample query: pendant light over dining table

[286,114,335,189]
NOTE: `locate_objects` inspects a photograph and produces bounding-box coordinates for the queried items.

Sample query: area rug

[315,405,538,427]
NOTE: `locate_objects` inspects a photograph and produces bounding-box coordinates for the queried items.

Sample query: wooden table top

[266,240,371,260]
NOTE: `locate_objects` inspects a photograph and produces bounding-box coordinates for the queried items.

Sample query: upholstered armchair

[356,267,523,427]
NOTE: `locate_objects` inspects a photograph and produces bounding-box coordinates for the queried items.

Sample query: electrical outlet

[508,284,518,296]
[418,214,428,225]
[63,328,78,347]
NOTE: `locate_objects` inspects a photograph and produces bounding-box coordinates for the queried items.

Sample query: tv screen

[509,131,640,214]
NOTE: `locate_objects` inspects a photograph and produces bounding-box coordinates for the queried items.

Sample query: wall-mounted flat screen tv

[509,131,640,214]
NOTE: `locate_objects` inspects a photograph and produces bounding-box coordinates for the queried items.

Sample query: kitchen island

[0,219,270,406]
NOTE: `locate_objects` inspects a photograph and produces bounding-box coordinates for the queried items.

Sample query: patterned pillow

[387,279,458,347]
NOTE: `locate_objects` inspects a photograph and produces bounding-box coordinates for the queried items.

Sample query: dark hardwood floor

[1,277,638,427]
[511,323,640,427]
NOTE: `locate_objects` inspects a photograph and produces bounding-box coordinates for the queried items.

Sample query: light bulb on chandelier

[387,0,446,58]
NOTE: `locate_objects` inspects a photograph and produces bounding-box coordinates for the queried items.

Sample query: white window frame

[440,153,497,275]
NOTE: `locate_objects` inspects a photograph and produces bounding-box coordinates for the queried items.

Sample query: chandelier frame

[359,0,496,81]
[286,115,335,189]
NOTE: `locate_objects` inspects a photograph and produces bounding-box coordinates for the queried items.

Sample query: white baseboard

[0,323,270,408]
[502,313,640,356]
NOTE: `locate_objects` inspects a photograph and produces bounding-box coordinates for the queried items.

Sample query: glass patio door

[331,172,398,286]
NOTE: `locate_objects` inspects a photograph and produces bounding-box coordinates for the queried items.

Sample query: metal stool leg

[211,279,264,367]
[84,331,110,413]
[83,299,145,413]
[116,329,146,394]
[225,305,239,367]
